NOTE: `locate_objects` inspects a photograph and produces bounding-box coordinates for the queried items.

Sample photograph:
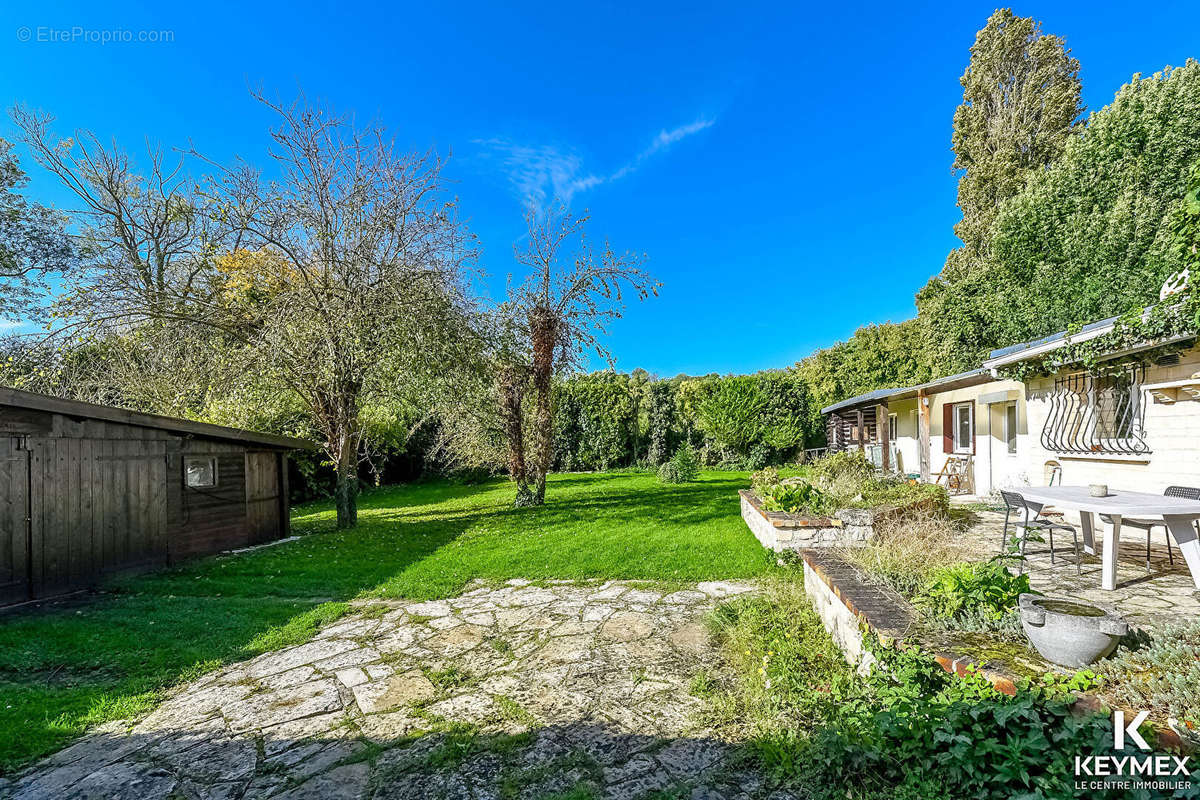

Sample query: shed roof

[820,368,992,415]
[0,386,314,450]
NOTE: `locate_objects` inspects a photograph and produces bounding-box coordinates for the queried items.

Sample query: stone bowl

[1018,593,1127,668]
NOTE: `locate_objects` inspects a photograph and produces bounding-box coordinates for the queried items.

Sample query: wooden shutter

[942,403,954,454]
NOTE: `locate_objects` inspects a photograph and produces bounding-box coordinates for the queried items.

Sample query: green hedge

[551,369,816,471]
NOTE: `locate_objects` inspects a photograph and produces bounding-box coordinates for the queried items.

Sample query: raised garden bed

[739,490,940,551]
[800,549,1194,752]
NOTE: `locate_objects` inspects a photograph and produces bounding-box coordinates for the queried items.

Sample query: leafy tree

[794,319,929,442]
[949,61,1200,362]
[202,94,479,527]
[0,136,72,322]
[948,9,1084,255]
[918,9,1083,372]
[15,94,479,528]
[1173,161,1200,273]
[644,380,676,465]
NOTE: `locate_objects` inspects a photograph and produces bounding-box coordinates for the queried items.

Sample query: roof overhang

[820,369,993,416]
[982,318,1119,370]
[0,386,315,450]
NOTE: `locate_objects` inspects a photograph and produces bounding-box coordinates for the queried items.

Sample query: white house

[981,319,1200,495]
[821,369,1030,495]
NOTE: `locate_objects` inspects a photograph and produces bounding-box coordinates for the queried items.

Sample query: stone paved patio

[956,505,1200,630]
[5,579,798,800]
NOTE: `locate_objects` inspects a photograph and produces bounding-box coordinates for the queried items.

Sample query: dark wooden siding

[245,451,283,546]
[0,403,291,605]
[176,441,250,559]
[0,438,30,604]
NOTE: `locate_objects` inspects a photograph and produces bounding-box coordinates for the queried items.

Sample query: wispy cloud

[476,117,715,207]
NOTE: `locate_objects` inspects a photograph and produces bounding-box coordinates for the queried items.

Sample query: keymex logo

[1073,711,1192,792]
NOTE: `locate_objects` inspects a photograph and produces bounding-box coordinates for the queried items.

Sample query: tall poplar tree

[917,9,1084,373]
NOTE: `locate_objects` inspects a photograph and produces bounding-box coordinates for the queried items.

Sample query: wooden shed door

[0,438,31,604]
[245,452,281,545]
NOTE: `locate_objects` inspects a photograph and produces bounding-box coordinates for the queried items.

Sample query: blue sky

[2,1,1199,376]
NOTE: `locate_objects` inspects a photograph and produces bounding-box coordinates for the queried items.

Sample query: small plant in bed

[749,453,948,518]
[759,477,837,516]
[1097,619,1200,731]
[915,561,1031,622]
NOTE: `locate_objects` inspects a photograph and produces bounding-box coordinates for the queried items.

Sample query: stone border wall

[799,549,1194,753]
[740,490,925,551]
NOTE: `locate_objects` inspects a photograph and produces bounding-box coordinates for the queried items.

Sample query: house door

[0,437,31,604]
[245,451,282,546]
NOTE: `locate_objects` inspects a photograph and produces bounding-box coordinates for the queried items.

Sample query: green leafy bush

[915,561,1031,621]
[707,579,1190,799]
[857,475,950,515]
[656,462,684,484]
[759,478,835,516]
[750,466,780,496]
[658,443,700,484]
[810,451,875,483]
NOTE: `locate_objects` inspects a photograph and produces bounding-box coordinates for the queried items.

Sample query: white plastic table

[1018,486,1200,591]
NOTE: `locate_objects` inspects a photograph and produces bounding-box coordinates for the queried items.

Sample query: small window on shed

[185,457,218,488]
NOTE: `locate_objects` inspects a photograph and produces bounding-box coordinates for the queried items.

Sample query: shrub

[915,561,1031,621]
[706,578,1148,798]
[750,466,781,496]
[838,510,965,597]
[670,442,700,481]
[810,451,875,483]
[657,461,684,484]
[658,443,700,484]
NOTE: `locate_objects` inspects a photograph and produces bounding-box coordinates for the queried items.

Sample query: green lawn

[0,471,771,773]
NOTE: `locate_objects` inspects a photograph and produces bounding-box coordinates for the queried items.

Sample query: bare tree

[15,94,479,528]
[11,106,225,330]
[199,91,479,527]
[502,202,658,506]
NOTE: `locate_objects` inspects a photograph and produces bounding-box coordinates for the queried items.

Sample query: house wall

[1021,345,1200,495]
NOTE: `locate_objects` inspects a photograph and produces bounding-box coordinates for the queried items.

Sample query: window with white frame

[1004,402,1018,454]
[888,413,898,442]
[185,457,218,488]
[953,403,973,454]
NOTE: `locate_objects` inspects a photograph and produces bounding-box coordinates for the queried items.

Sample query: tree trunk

[333,434,359,529]
[528,307,557,506]
[498,365,536,507]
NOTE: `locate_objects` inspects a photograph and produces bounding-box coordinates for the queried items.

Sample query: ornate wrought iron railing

[1038,367,1150,455]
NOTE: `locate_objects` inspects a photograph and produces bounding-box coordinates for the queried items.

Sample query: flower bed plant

[748,452,949,519]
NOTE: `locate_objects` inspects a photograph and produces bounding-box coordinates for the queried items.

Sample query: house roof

[820,369,992,415]
[982,316,1120,368]
[982,309,1198,370]
[0,386,314,450]
[820,387,906,415]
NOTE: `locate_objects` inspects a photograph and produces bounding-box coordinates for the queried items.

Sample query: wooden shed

[0,387,311,606]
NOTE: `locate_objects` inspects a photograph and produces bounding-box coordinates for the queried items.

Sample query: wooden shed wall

[0,405,289,605]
